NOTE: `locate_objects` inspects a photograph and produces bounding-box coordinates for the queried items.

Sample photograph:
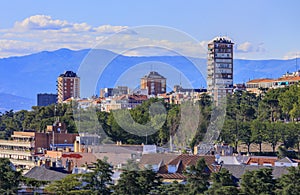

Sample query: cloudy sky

[0,0,299,59]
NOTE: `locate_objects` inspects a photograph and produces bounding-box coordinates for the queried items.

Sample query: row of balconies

[0,139,34,147]
[0,149,33,156]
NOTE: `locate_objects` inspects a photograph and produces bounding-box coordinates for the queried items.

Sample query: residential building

[139,153,179,171]
[100,86,129,98]
[207,37,234,104]
[273,76,300,88]
[275,157,298,167]
[0,122,78,170]
[169,85,207,104]
[57,71,80,103]
[156,154,217,183]
[141,71,166,95]
[246,78,275,94]
[37,93,57,106]
[245,156,278,166]
[100,94,148,112]
[222,164,289,181]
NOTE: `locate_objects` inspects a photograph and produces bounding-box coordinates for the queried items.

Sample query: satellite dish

[215,154,220,160]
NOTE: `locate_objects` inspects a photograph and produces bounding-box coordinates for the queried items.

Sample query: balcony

[0,140,34,147]
[0,149,33,157]
[10,159,35,167]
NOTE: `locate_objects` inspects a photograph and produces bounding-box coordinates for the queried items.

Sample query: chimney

[45,159,51,169]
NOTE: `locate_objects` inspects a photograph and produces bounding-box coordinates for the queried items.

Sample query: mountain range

[0,48,297,112]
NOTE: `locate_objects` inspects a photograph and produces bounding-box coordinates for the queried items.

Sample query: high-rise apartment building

[207,37,234,104]
[57,71,80,103]
[141,71,166,95]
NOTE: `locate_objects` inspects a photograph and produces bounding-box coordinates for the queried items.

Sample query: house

[275,157,298,167]
[219,156,242,165]
[222,164,289,180]
[101,94,148,112]
[20,165,69,194]
[246,78,275,94]
[246,156,278,166]
[139,153,178,172]
[156,154,218,183]
[0,122,78,170]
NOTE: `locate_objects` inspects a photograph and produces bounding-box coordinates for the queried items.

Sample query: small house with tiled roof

[156,154,218,182]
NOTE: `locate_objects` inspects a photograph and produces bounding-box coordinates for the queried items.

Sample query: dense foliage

[42,159,300,194]
[0,158,22,194]
[2,157,300,194]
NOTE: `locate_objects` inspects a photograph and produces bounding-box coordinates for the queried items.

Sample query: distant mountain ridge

[0,48,297,111]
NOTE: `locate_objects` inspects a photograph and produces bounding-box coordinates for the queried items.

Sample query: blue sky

[0,0,299,59]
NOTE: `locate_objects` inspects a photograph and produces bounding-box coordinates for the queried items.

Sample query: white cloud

[236,42,253,52]
[14,15,70,30]
[0,15,205,58]
[93,25,134,34]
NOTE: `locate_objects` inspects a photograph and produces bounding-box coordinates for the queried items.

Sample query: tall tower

[140,71,166,95]
[57,71,80,103]
[207,37,234,104]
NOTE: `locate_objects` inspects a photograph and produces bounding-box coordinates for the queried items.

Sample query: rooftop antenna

[150,64,153,72]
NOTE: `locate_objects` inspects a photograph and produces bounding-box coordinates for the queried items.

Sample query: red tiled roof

[167,154,217,173]
[246,156,278,166]
[276,76,300,82]
[246,78,275,84]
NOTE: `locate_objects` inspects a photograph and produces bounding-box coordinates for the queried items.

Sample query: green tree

[113,169,161,195]
[157,181,186,195]
[240,168,275,195]
[184,158,210,195]
[206,168,238,195]
[45,174,89,195]
[266,123,281,153]
[0,158,22,194]
[278,85,299,121]
[275,166,300,195]
[22,177,49,194]
[83,159,113,195]
[251,120,266,153]
[238,121,252,153]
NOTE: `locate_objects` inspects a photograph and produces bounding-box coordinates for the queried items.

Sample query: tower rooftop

[59,71,78,77]
[142,71,166,79]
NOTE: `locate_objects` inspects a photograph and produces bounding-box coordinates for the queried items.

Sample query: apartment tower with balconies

[57,71,80,103]
[207,37,234,104]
